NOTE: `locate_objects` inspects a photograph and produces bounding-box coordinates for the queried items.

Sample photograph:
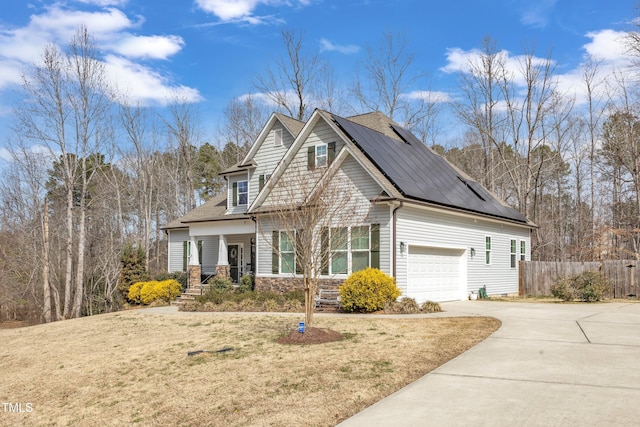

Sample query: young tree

[257,157,365,327]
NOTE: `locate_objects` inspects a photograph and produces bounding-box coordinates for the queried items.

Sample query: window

[330,227,348,274]
[510,239,517,268]
[273,129,282,146]
[327,225,377,275]
[485,236,491,265]
[279,232,295,274]
[316,144,328,168]
[351,226,370,272]
[231,180,248,207]
[307,142,335,170]
[520,240,526,261]
[237,180,248,205]
[272,224,379,275]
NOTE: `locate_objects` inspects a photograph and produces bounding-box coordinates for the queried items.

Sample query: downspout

[392,201,403,278]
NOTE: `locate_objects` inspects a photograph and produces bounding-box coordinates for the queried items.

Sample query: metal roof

[332,114,529,224]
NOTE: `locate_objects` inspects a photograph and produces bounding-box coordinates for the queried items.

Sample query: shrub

[551,271,610,302]
[239,274,255,292]
[421,300,442,313]
[339,268,401,312]
[154,272,188,291]
[127,282,145,304]
[384,297,420,314]
[128,280,181,305]
[550,279,574,301]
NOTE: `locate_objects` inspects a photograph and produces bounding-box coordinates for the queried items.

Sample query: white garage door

[407,246,464,302]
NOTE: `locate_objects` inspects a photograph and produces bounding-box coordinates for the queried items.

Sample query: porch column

[216,234,230,278]
[188,235,201,288]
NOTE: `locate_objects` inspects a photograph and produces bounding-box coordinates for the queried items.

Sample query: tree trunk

[42,198,52,323]
[62,183,74,319]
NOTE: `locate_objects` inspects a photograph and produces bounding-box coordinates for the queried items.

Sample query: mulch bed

[277,327,344,345]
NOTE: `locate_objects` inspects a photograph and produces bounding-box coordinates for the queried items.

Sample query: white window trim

[485,235,492,265]
[315,143,328,168]
[238,180,248,206]
[520,240,526,261]
[328,225,371,276]
[510,238,517,269]
[279,231,296,274]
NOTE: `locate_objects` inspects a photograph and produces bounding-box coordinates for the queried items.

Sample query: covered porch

[185,218,256,287]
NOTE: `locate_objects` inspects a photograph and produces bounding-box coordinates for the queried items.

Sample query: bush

[551,271,610,302]
[128,280,181,305]
[239,274,255,292]
[118,244,149,298]
[550,279,574,301]
[339,268,401,312]
[384,297,420,314]
[154,272,188,291]
[421,300,442,313]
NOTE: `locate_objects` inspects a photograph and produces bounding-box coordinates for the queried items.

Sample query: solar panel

[332,114,528,223]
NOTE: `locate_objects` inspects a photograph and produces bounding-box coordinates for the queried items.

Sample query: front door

[228,244,243,283]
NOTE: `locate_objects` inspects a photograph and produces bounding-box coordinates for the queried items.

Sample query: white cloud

[105,55,203,106]
[402,90,453,103]
[583,29,629,63]
[441,47,552,88]
[110,35,184,59]
[0,3,200,107]
[195,0,309,25]
[319,38,360,55]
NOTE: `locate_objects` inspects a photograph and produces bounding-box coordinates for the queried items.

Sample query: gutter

[392,201,403,278]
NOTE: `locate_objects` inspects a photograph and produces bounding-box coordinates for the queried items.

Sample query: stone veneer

[255,276,345,293]
[188,265,201,287]
[216,264,230,279]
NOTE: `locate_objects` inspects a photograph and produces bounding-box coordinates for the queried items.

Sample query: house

[163,109,535,302]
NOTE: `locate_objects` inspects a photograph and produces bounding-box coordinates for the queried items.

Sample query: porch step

[172,285,206,306]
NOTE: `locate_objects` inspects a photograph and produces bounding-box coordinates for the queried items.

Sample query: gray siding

[168,229,188,273]
[256,152,392,277]
[396,205,530,297]
[249,123,294,203]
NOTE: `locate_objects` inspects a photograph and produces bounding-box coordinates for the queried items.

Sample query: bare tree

[14,26,112,318]
[257,156,366,327]
[254,29,327,121]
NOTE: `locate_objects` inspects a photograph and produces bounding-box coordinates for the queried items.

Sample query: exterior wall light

[400,241,406,255]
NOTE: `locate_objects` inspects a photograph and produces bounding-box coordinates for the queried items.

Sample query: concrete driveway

[337,300,640,427]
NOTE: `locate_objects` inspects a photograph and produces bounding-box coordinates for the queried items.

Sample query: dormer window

[232,180,248,207]
[273,129,282,146]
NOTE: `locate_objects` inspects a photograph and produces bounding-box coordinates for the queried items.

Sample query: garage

[407,246,465,302]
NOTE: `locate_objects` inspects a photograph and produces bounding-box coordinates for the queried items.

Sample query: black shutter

[328,141,336,165]
[307,146,315,170]
[371,224,380,269]
[198,240,203,265]
[295,230,303,275]
[232,182,238,207]
[321,227,329,275]
[272,231,279,274]
[259,174,265,191]
[183,241,188,272]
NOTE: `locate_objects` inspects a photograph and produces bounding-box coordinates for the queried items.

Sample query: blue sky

[0,0,637,155]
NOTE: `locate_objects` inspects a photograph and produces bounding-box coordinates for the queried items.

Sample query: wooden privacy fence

[519,260,640,298]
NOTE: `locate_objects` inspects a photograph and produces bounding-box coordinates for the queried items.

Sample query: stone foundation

[188,265,201,288]
[216,264,230,279]
[255,276,345,294]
